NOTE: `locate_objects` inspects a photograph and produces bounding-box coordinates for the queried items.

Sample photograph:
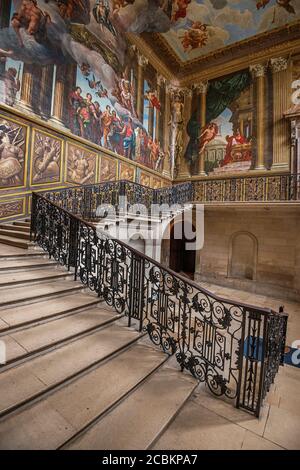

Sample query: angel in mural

[180,22,208,53]
[171,0,191,23]
[198,122,218,155]
[114,78,136,117]
[11,0,52,47]
[144,90,161,112]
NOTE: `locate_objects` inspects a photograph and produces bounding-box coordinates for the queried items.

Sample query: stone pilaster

[137,53,148,122]
[270,57,291,171]
[250,63,268,170]
[162,83,171,179]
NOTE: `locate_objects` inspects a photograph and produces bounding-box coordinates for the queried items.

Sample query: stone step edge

[0,331,145,421]
[0,297,103,335]
[0,312,124,374]
[0,271,73,289]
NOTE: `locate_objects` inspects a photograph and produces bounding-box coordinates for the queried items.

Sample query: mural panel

[152,176,161,189]
[0,114,28,189]
[0,198,24,219]
[99,154,117,182]
[119,161,135,181]
[66,142,97,185]
[0,1,171,174]
[140,171,151,187]
[31,129,63,185]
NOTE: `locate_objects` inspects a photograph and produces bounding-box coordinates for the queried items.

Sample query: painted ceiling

[161,0,300,63]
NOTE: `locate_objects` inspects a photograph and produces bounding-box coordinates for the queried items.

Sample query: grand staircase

[0,236,197,450]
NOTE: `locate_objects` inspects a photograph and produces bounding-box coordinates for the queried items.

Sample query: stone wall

[195,206,300,301]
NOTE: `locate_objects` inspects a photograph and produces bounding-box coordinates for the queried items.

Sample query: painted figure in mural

[121,117,135,159]
[68,148,94,184]
[68,86,83,135]
[45,0,91,23]
[221,129,251,167]
[93,1,117,36]
[170,91,185,175]
[77,93,93,139]
[11,0,52,47]
[119,78,136,117]
[107,110,123,153]
[33,135,60,183]
[144,90,161,112]
[102,105,113,147]
[91,101,103,145]
[199,122,218,155]
[101,158,116,181]
[0,67,21,107]
[180,22,208,53]
[0,123,25,186]
[171,0,191,23]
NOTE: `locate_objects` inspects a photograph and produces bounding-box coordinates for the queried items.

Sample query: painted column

[63,62,77,129]
[194,81,209,176]
[0,0,12,76]
[270,57,291,171]
[39,65,54,120]
[177,87,192,179]
[148,105,154,138]
[19,63,38,113]
[162,82,171,179]
[52,64,68,127]
[250,63,267,170]
[155,75,164,141]
[137,53,148,123]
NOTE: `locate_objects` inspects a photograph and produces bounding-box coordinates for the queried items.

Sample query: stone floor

[153,281,300,450]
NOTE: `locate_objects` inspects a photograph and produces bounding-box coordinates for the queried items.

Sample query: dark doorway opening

[169,221,196,280]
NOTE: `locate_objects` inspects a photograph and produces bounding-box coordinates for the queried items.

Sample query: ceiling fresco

[161,0,300,62]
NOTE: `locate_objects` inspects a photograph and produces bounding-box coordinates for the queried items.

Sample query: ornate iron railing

[193,173,300,203]
[43,180,193,221]
[31,189,288,417]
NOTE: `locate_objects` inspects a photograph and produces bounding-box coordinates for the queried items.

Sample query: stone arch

[128,233,146,254]
[228,231,258,281]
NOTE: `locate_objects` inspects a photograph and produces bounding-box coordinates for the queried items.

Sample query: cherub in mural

[0,121,25,187]
[68,147,95,184]
[180,22,208,53]
[199,122,218,155]
[93,1,117,36]
[0,66,21,107]
[33,134,61,183]
[144,90,161,112]
[171,0,191,23]
[11,0,52,47]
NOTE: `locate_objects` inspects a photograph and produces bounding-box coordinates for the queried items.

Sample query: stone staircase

[0,220,32,249]
[0,241,197,449]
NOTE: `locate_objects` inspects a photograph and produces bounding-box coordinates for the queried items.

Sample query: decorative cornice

[270,56,289,73]
[136,21,300,85]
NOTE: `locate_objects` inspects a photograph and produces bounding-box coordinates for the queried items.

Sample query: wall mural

[186,70,255,175]
[0,114,27,189]
[66,142,97,184]
[119,161,135,181]
[163,0,300,62]
[99,154,117,182]
[0,1,174,176]
[31,129,62,184]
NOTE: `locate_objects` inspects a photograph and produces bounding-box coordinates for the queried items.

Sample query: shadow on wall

[228,231,258,281]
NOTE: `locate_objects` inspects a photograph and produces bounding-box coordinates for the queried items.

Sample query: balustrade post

[30,192,38,242]
[68,216,79,274]
[128,252,145,331]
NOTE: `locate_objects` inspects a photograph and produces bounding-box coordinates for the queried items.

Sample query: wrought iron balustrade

[193,173,300,203]
[31,190,288,418]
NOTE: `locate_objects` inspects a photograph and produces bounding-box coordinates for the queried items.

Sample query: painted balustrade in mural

[31,190,288,418]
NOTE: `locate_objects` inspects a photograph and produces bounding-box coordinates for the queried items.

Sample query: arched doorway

[169,220,196,279]
[129,234,146,254]
[229,232,257,280]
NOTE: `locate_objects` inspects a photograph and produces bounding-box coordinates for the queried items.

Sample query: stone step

[0,224,30,234]
[0,257,57,272]
[0,279,85,309]
[0,267,73,288]
[0,235,30,249]
[0,322,141,422]
[12,221,31,228]
[0,305,121,366]
[0,229,30,241]
[63,366,197,450]
[0,341,166,450]
[0,291,101,332]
